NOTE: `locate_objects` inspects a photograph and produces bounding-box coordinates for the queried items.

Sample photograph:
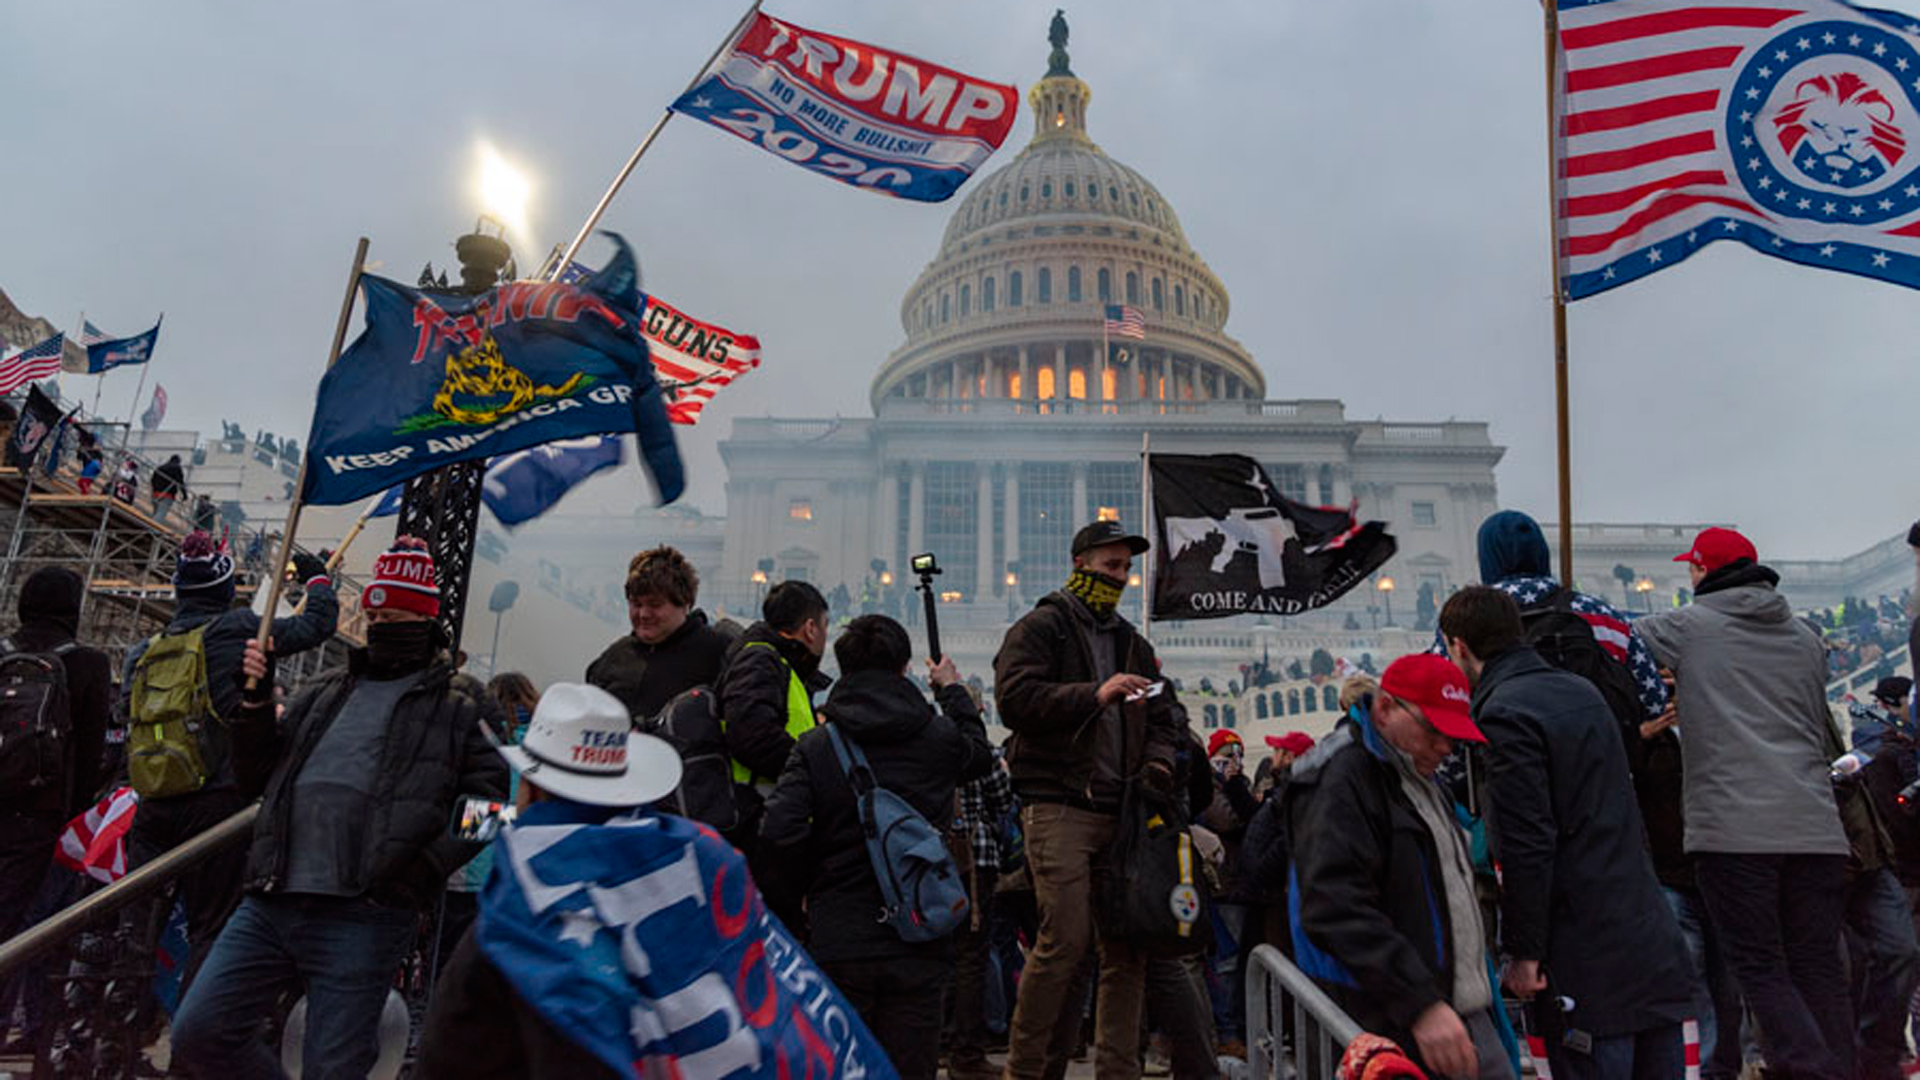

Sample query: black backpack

[1519,589,1646,737]
[0,637,76,804]
[638,686,740,831]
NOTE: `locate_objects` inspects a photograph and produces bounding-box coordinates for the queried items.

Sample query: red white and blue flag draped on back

[1557,0,1920,298]
[671,12,1017,202]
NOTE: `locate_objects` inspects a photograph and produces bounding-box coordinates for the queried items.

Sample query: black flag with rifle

[1149,452,1396,620]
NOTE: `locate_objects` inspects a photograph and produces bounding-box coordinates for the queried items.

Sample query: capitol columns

[1019,344,1033,405]
[907,461,926,558]
[1053,344,1067,406]
[976,465,994,599]
[876,463,901,569]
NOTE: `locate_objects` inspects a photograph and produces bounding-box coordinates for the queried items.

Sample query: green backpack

[127,625,220,798]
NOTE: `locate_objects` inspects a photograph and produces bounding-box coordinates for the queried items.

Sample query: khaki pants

[1004,803,1149,1080]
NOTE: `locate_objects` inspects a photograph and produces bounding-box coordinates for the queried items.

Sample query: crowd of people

[0,507,1916,1080]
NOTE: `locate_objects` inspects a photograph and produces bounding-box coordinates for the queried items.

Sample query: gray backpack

[824,724,969,942]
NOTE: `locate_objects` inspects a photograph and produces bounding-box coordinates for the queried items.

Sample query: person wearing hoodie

[1636,527,1855,1080]
[585,545,732,721]
[759,614,994,1078]
[993,519,1181,1080]
[1435,510,1667,722]
[170,538,508,1080]
[0,568,112,939]
[117,530,339,991]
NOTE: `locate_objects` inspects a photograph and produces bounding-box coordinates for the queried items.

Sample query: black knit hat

[174,530,235,594]
[18,567,82,637]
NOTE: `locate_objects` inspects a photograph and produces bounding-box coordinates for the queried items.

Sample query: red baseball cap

[1265,732,1316,756]
[1379,653,1484,743]
[1673,527,1757,573]
[1208,729,1243,757]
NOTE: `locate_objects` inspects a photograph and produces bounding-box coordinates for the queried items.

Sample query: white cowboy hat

[495,683,681,807]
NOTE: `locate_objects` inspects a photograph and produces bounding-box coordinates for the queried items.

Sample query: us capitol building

[710,23,1506,685]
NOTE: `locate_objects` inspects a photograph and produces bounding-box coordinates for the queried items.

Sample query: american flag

[1104,303,1146,339]
[1558,0,1920,298]
[55,786,139,883]
[637,294,760,425]
[78,319,109,346]
[0,334,66,395]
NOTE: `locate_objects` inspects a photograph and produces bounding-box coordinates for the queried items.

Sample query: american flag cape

[55,786,139,883]
[1557,0,1920,298]
[638,294,761,425]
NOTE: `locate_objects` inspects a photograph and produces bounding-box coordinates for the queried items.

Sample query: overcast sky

[7,0,1915,561]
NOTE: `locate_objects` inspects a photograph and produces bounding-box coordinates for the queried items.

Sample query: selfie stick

[914,557,943,663]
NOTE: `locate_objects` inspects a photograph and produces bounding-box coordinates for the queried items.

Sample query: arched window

[1109,185,1120,201]
[1068,266,1083,302]
[1020,185,1030,203]
[1089,181,1099,200]
[1037,365,1055,399]
[999,191,1008,208]
[1324,685,1339,711]
[1224,705,1237,729]
[1009,271,1024,306]
[1304,688,1318,713]
[1287,689,1300,715]
[1098,268,1112,302]
[1270,692,1282,716]
[1174,284,1185,316]
[959,283,971,317]
[1152,278,1165,311]
[1041,180,1052,199]
[1126,271,1140,305]
[1204,704,1218,728]
[1038,268,1052,304]
[922,302,931,329]
[982,277,996,312]
[1065,180,1076,198]
[1256,695,1269,719]
[941,293,950,323]
[1068,368,1087,399]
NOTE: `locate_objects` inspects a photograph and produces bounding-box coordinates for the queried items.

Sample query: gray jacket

[1635,565,1847,857]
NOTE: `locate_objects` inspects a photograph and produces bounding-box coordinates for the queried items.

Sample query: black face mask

[365,619,440,678]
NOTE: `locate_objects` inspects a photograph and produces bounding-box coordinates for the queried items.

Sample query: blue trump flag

[302,233,682,507]
[482,434,622,527]
[483,801,899,1079]
[85,318,160,374]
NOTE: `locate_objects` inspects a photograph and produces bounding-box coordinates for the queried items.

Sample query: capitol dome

[870,16,1263,410]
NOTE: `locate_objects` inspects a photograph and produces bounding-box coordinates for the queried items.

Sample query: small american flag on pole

[1104,303,1146,339]
[0,334,66,396]
[78,320,110,346]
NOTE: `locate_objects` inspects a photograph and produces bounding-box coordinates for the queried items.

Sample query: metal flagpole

[1544,0,1576,587]
[549,0,763,276]
[248,238,369,688]
[77,310,106,417]
[122,314,159,436]
[1139,431,1153,639]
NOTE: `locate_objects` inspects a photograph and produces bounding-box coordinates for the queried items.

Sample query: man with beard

[169,538,508,1080]
[994,519,1181,1080]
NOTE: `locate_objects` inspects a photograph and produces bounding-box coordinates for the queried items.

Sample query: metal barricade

[1245,943,1365,1080]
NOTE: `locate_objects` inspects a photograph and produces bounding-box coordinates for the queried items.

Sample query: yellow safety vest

[728,641,816,785]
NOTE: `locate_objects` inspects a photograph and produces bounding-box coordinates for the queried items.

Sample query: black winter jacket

[584,610,731,721]
[714,622,829,785]
[414,927,618,1080]
[121,580,339,793]
[759,670,994,963]
[1473,647,1692,1038]
[1285,713,1461,1057]
[992,591,1178,809]
[3,622,111,821]
[231,651,509,908]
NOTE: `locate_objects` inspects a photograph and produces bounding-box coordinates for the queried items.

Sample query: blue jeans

[1846,868,1920,1080]
[1662,886,1744,1080]
[171,894,416,1080]
[1543,1023,1683,1080]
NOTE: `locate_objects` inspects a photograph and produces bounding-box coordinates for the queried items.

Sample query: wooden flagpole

[1545,0,1576,587]
[1139,431,1153,638]
[248,238,369,684]
[550,0,763,276]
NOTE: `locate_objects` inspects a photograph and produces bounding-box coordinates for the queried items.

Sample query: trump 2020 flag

[481,435,623,526]
[671,12,1017,202]
[1557,0,1920,298]
[85,318,160,374]
[303,233,682,508]
[1150,454,1396,620]
[482,801,898,1079]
